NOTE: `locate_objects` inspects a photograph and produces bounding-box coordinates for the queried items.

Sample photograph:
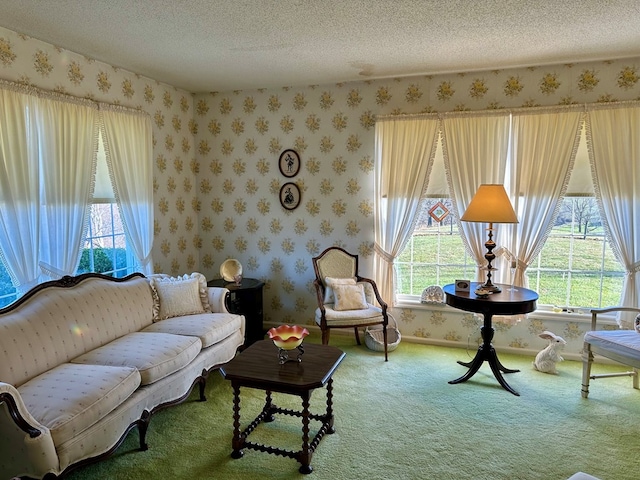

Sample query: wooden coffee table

[220,340,345,474]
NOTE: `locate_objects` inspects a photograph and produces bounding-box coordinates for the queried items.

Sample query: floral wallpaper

[2,24,640,359]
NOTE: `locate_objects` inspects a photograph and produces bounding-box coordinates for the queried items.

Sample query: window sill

[395,298,449,310]
[395,298,619,326]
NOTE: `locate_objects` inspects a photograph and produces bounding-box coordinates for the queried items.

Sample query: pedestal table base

[449,315,520,396]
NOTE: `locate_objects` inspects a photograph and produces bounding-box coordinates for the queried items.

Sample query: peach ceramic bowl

[267,325,310,350]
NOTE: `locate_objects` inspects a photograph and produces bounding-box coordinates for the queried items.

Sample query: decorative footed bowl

[267,325,309,364]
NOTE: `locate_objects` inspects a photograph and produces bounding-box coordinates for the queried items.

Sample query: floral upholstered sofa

[0,272,245,480]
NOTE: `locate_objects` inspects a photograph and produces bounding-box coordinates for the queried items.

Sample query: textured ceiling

[1,0,639,93]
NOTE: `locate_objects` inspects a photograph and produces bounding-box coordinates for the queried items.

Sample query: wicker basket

[365,313,401,352]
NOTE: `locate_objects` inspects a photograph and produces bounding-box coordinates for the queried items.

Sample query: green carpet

[66,337,639,480]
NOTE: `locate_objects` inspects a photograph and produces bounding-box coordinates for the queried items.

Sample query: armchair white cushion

[333,283,368,311]
[315,303,384,326]
[323,276,357,303]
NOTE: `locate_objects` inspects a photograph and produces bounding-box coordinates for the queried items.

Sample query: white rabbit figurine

[533,331,566,374]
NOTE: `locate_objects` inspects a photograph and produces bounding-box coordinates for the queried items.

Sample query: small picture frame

[279,182,301,210]
[455,280,471,292]
[279,149,300,177]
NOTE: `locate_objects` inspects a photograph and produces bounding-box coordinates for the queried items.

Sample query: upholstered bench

[582,306,640,398]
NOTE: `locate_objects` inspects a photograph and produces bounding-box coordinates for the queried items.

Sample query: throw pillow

[149,272,211,321]
[324,276,357,304]
[333,283,368,311]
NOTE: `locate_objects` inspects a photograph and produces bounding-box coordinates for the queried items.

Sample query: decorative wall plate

[280,182,301,210]
[279,149,300,177]
[220,258,243,282]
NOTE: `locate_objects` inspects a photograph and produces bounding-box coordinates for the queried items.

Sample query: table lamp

[460,184,518,293]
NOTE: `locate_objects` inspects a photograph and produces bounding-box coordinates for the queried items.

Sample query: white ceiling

[1,0,640,93]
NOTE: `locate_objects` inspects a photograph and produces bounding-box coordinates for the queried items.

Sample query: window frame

[396,195,625,311]
[393,122,626,311]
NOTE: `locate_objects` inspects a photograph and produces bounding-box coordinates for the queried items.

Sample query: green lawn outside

[397,229,625,308]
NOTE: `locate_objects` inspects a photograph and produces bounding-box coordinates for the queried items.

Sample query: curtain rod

[0,78,147,117]
[375,99,640,122]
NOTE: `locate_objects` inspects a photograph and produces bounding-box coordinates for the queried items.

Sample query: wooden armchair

[581,306,640,398]
[312,247,389,361]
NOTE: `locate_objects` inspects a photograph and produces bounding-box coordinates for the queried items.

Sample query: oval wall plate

[280,182,301,210]
[279,149,300,177]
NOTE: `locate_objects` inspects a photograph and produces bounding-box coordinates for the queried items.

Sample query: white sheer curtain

[0,84,97,285]
[374,116,439,306]
[587,105,640,326]
[0,81,152,299]
[442,113,511,284]
[508,110,583,289]
[37,96,99,279]
[0,87,40,293]
[100,106,154,275]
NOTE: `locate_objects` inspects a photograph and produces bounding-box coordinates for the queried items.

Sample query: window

[0,87,152,308]
[395,125,626,309]
[0,128,140,308]
[397,195,624,308]
[0,263,17,308]
[396,198,475,298]
[75,134,138,278]
[76,203,138,278]
[527,196,624,309]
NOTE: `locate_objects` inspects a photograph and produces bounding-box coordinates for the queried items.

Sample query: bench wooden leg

[581,343,593,398]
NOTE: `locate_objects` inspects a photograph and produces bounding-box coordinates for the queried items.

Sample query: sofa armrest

[0,382,59,479]
[0,383,44,438]
[207,287,231,314]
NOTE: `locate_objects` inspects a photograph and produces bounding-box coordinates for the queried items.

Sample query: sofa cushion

[142,312,244,348]
[149,273,211,321]
[0,275,154,387]
[71,332,202,385]
[17,363,141,446]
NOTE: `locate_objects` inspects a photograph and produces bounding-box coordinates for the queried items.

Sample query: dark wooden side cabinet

[208,277,265,346]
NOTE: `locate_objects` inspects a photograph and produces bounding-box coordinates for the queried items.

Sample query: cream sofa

[0,272,245,480]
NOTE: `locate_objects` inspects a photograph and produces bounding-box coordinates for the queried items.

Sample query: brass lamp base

[480,223,501,293]
[479,278,501,293]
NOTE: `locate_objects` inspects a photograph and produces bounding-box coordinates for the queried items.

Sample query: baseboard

[263,321,621,365]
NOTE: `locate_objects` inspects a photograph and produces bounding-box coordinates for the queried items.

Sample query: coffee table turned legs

[222,342,345,474]
[297,378,336,473]
[299,392,313,474]
[231,387,278,460]
[229,379,337,474]
[230,384,244,459]
[325,377,335,434]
